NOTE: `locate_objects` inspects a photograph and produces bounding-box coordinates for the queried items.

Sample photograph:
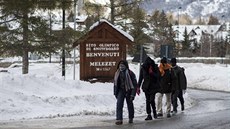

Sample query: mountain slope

[141,0,230,22]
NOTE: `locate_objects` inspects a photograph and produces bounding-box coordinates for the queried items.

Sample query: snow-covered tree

[0,0,72,74]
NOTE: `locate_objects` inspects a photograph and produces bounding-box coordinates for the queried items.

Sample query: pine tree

[182,27,190,49]
[84,1,104,30]
[0,0,72,74]
[212,38,227,57]
[200,33,213,57]
[208,15,219,25]
[108,0,143,24]
[129,5,150,55]
[181,27,191,56]
[148,10,175,56]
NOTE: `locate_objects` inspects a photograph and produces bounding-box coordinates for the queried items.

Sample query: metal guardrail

[177,58,230,64]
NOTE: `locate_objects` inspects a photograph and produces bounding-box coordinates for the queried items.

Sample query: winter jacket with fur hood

[138,57,161,94]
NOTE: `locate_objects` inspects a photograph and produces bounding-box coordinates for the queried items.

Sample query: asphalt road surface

[0,89,230,129]
[63,89,230,129]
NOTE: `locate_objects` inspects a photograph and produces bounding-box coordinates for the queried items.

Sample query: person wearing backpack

[170,58,187,115]
[136,57,161,120]
[114,60,137,125]
[156,57,172,118]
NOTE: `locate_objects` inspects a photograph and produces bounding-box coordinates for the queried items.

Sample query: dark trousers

[178,90,184,106]
[172,90,179,112]
[116,89,134,120]
[172,90,184,111]
[145,92,157,116]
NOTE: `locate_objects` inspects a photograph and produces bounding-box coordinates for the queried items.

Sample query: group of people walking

[113,57,187,125]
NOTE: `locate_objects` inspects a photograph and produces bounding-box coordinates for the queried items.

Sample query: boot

[129,118,133,123]
[145,114,152,120]
[153,112,157,119]
[181,104,184,111]
[172,110,177,116]
[115,120,123,125]
[167,113,171,118]
[157,113,163,117]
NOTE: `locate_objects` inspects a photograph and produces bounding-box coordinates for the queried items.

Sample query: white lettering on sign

[86,43,96,47]
[86,43,119,52]
[93,47,119,51]
[86,52,119,57]
[96,67,111,71]
[85,43,120,72]
[90,62,116,67]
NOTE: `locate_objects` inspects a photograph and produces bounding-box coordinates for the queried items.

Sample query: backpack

[180,67,187,90]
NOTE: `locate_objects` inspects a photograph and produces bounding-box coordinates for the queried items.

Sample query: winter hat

[117,60,129,69]
[161,57,167,64]
[171,58,177,63]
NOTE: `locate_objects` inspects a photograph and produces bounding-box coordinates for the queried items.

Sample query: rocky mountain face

[141,0,229,22]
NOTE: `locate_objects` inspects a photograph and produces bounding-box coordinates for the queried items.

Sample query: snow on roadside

[0,62,229,121]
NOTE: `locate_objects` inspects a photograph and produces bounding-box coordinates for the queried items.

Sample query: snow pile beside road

[0,62,229,121]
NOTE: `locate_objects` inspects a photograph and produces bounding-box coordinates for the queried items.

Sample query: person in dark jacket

[137,57,161,120]
[114,60,137,125]
[156,57,172,118]
[170,58,187,115]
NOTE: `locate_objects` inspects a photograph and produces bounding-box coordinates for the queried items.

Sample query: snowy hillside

[83,0,229,23]
[141,0,230,22]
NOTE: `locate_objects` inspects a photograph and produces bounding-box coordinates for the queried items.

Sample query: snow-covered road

[1,89,230,129]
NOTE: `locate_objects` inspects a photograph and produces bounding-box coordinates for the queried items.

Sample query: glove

[136,87,140,96]
[130,96,134,101]
[183,90,186,94]
[149,66,153,75]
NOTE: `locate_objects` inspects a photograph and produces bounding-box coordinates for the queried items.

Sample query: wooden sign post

[73,20,134,82]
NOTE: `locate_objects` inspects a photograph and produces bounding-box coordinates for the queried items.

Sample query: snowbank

[0,62,229,121]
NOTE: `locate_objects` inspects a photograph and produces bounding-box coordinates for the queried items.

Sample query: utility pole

[73,0,77,80]
[139,45,143,73]
[209,34,212,57]
[177,6,181,55]
[221,15,225,64]
[62,1,66,78]
[178,6,181,41]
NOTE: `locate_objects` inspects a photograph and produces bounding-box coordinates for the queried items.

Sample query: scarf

[159,63,172,76]
[114,69,134,92]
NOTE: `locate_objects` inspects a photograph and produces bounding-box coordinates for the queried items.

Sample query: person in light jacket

[114,60,137,125]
